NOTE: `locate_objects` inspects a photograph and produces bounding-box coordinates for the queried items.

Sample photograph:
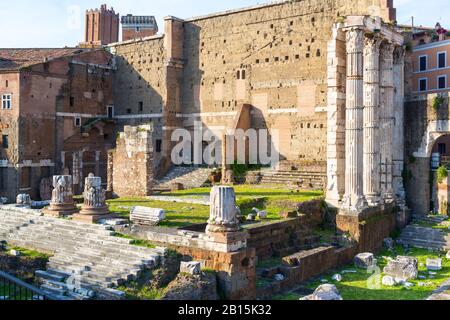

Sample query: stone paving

[0,205,166,300]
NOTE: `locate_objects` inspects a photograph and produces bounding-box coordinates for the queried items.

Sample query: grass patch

[7,246,50,260]
[114,233,156,249]
[275,246,450,300]
[107,198,210,228]
[107,186,322,228]
[165,185,323,220]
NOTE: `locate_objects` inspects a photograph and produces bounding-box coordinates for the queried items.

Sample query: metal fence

[0,270,59,301]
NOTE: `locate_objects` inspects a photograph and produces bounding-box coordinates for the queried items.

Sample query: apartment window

[438,75,447,89]
[69,96,75,107]
[1,94,12,110]
[419,55,427,71]
[138,101,144,112]
[2,135,8,149]
[156,139,162,153]
[438,52,446,69]
[74,117,81,127]
[5,80,8,88]
[419,78,427,92]
[438,143,447,155]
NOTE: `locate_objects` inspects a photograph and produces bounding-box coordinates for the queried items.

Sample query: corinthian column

[363,36,382,205]
[342,28,367,212]
[380,43,395,202]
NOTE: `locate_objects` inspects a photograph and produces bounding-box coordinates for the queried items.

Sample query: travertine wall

[110,0,396,176]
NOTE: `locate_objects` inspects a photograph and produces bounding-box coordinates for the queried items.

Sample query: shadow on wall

[111,50,165,175]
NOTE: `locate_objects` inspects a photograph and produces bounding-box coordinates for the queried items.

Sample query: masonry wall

[110,0,395,176]
[111,126,154,197]
[0,50,115,200]
[111,36,167,175]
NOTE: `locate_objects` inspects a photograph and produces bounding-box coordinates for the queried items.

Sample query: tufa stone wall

[110,125,153,197]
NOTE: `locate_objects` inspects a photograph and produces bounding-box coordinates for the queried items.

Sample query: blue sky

[0,0,448,48]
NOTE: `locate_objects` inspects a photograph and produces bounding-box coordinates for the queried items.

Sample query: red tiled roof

[0,48,90,71]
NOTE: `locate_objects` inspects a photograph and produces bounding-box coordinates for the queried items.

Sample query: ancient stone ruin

[73,174,110,223]
[43,175,79,217]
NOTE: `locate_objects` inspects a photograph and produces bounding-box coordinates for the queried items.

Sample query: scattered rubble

[301,284,343,300]
[354,253,374,268]
[383,256,418,280]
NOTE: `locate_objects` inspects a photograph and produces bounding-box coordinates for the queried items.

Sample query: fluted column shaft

[342,28,367,211]
[380,43,395,201]
[363,37,382,205]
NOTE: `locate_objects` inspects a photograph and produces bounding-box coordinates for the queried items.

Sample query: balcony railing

[0,271,59,300]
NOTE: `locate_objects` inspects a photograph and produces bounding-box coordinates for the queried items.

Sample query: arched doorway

[430,134,450,214]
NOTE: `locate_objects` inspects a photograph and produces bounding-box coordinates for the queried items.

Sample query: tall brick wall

[110,0,396,176]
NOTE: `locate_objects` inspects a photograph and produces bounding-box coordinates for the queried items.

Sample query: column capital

[345,27,365,53]
[393,46,406,64]
[364,35,382,54]
[380,42,395,59]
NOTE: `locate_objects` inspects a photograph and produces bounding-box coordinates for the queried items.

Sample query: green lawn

[107,185,323,228]
[107,198,210,228]
[273,246,450,300]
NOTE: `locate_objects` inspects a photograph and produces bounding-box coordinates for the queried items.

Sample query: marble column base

[72,206,111,223]
[43,202,79,217]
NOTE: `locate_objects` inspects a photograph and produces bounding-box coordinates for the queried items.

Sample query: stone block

[9,249,20,256]
[383,237,395,250]
[383,256,418,280]
[426,258,442,271]
[301,284,343,300]
[16,194,31,205]
[130,206,165,226]
[332,274,342,282]
[180,261,201,275]
[382,275,395,286]
[354,253,374,268]
[257,210,268,219]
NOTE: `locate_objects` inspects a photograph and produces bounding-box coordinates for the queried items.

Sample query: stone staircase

[258,168,326,190]
[0,207,166,300]
[155,166,214,190]
[397,216,450,251]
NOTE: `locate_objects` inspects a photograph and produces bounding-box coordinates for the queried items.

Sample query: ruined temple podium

[43,175,79,217]
[73,174,111,223]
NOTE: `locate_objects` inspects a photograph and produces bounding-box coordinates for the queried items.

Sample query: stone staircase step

[35,270,66,283]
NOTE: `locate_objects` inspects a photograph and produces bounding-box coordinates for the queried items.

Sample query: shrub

[432,95,445,112]
[437,165,448,184]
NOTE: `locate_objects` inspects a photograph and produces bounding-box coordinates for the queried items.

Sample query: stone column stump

[205,186,247,251]
[44,175,79,217]
[73,174,110,223]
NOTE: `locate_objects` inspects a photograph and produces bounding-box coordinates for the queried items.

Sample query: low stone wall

[337,203,397,253]
[164,245,256,300]
[246,200,325,260]
[257,245,356,299]
[246,216,318,260]
[114,225,255,300]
